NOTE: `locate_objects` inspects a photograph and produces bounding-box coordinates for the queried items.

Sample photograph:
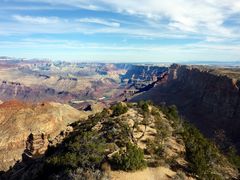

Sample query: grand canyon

[0,58,240,179]
[2,0,240,179]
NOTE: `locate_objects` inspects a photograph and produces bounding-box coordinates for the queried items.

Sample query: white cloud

[76,18,120,27]
[0,15,190,39]
[13,15,60,24]
[18,0,240,37]
[2,0,239,40]
[1,0,240,62]
[205,37,225,42]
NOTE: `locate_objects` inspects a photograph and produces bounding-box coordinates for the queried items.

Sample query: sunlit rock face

[0,100,89,171]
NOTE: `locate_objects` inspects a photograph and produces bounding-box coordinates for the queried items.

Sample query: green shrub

[173,171,186,180]
[151,106,161,117]
[182,123,219,179]
[155,119,171,144]
[102,117,132,147]
[137,100,150,113]
[111,103,128,116]
[126,102,134,108]
[145,139,164,158]
[111,143,146,171]
[46,131,106,172]
[227,146,240,171]
[160,105,179,121]
[159,105,228,179]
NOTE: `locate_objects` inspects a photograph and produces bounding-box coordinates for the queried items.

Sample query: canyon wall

[0,81,79,103]
[0,61,128,103]
[121,65,168,82]
[132,65,240,149]
[0,100,90,171]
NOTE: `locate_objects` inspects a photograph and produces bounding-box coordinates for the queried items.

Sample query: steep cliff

[132,65,240,150]
[0,100,90,171]
[121,65,168,82]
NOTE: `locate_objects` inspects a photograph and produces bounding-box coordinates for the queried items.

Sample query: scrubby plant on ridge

[110,142,146,171]
[111,102,128,116]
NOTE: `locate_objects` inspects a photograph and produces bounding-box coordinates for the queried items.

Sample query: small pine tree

[111,143,146,171]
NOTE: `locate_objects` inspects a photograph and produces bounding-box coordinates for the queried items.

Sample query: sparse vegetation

[111,102,128,116]
[137,100,150,113]
[45,131,106,173]
[111,143,146,171]
[155,118,171,145]
[182,122,220,178]
[5,101,238,179]
[103,117,132,147]
[173,171,187,180]
[145,138,165,164]
[159,105,238,179]
[227,146,240,171]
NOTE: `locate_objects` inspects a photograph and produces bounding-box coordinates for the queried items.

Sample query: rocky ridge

[1,102,238,180]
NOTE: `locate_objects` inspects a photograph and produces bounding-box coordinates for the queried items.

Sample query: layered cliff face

[121,65,168,82]
[120,65,168,100]
[0,100,90,171]
[0,60,169,105]
[132,65,240,150]
[0,81,79,103]
[0,60,128,103]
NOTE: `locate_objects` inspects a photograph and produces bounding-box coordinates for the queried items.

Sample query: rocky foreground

[1,102,239,179]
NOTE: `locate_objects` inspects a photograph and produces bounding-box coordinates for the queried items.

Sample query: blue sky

[0,0,240,62]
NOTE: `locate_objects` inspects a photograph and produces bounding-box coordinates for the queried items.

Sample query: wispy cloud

[76,18,120,27]
[14,0,240,36]
[0,15,191,39]
[0,0,240,61]
[13,15,60,24]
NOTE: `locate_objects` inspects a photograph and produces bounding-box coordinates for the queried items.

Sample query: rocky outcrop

[23,133,49,161]
[0,100,89,171]
[121,65,168,100]
[132,65,240,150]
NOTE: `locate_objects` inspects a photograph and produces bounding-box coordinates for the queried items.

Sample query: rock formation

[0,100,89,171]
[23,133,49,161]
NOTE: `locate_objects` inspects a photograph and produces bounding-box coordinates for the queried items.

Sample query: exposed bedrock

[0,100,89,171]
